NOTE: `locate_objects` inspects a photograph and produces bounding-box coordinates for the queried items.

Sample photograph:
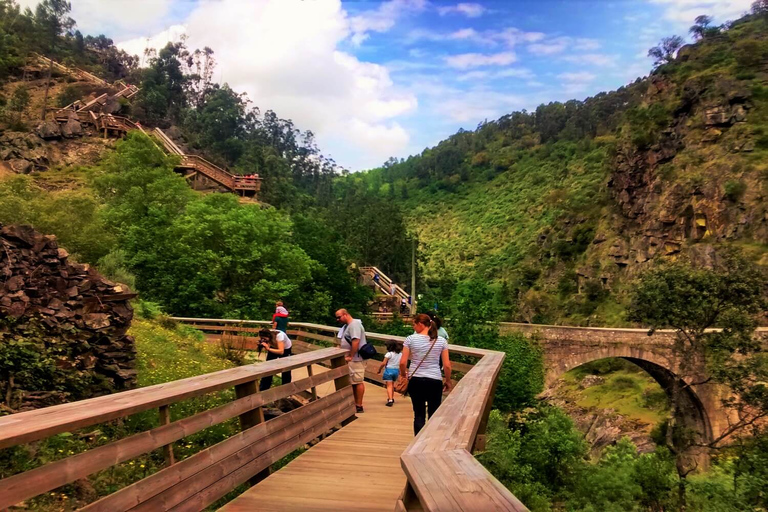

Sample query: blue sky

[19,0,753,170]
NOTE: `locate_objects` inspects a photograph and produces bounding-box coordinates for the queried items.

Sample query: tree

[752,0,768,16]
[648,36,684,68]
[628,252,768,503]
[690,15,721,40]
[8,84,29,128]
[35,0,74,119]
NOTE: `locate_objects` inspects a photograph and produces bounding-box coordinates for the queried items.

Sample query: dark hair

[426,311,442,329]
[258,329,272,339]
[413,313,438,341]
[385,339,402,353]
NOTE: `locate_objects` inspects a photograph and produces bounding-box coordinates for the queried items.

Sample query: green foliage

[724,180,747,201]
[0,176,115,263]
[625,104,672,148]
[491,333,545,412]
[55,84,84,107]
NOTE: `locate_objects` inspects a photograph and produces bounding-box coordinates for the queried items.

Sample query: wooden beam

[0,347,346,450]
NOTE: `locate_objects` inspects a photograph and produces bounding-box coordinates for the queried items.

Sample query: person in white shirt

[377,339,403,407]
[258,329,293,391]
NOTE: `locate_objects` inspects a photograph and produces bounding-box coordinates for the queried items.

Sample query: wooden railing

[360,266,409,300]
[173,318,526,511]
[0,347,354,511]
[34,53,110,87]
[153,129,261,194]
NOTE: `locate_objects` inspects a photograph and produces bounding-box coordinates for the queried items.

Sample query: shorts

[349,360,366,384]
[382,368,400,381]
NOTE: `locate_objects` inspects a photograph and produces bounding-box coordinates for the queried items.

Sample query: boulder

[36,120,61,139]
[7,158,33,174]
[704,106,731,126]
[60,119,83,138]
[103,97,122,115]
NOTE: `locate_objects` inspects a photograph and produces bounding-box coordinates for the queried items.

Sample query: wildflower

[140,464,145,468]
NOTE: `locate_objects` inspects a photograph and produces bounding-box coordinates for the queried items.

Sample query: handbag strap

[407,337,439,380]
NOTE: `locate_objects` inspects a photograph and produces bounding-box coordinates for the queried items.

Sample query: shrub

[55,85,83,108]
[724,180,747,201]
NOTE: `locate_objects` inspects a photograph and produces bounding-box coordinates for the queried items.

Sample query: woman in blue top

[399,313,452,434]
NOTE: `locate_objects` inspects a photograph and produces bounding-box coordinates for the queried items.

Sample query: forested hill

[340,10,768,326]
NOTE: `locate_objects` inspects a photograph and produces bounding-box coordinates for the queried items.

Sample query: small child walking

[377,340,403,407]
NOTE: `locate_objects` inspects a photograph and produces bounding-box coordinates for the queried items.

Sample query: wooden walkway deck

[221,371,413,512]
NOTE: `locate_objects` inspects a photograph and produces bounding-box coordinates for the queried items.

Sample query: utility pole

[410,237,416,316]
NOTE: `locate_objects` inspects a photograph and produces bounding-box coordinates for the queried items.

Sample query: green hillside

[341,11,768,325]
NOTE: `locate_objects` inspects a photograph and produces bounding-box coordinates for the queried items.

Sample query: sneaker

[356,405,365,413]
[386,400,394,407]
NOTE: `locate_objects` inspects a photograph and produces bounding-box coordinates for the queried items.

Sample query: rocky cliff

[0,224,137,411]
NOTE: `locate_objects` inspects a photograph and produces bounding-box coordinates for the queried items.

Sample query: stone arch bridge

[499,322,768,445]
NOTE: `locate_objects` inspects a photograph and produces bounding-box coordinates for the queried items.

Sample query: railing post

[396,482,421,512]
[472,368,500,453]
[330,354,354,426]
[306,365,318,401]
[158,405,175,466]
[234,380,269,484]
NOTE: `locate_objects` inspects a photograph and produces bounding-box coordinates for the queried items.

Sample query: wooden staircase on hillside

[154,128,261,196]
[38,54,261,201]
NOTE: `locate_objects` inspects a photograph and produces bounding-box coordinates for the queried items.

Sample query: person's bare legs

[353,382,365,407]
[386,381,394,401]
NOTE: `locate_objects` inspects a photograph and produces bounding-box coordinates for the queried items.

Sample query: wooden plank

[0,368,347,510]
[221,380,412,512]
[0,347,346,450]
[83,388,353,512]
[147,398,355,512]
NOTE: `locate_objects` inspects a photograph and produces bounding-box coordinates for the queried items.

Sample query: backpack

[358,341,377,360]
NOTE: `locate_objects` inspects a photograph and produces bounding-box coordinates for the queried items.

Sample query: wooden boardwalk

[220,369,413,512]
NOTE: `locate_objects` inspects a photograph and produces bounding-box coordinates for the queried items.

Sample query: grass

[560,359,670,431]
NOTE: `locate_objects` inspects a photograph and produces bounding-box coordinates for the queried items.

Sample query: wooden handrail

[0,345,352,511]
[0,346,345,449]
[172,318,522,510]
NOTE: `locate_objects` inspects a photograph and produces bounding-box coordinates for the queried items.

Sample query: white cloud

[457,67,534,81]
[563,53,617,66]
[437,3,487,17]
[118,24,186,62]
[497,27,546,46]
[407,26,545,47]
[528,36,602,56]
[438,89,528,122]
[558,71,597,83]
[445,52,517,69]
[573,38,600,51]
[528,36,570,55]
[349,0,427,46]
[17,0,173,39]
[648,0,752,23]
[118,0,417,171]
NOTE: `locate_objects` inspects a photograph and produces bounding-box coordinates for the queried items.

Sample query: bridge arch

[544,346,716,446]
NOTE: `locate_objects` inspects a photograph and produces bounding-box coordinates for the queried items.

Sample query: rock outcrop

[0,130,49,173]
[0,224,138,410]
[602,75,763,275]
